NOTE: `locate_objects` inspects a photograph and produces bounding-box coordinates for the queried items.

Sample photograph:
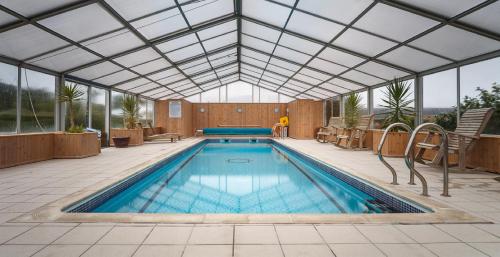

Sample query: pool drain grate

[227,158,252,163]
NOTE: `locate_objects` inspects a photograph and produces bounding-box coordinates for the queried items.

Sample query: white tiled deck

[1,138,500,257]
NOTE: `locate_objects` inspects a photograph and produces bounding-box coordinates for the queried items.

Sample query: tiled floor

[0,138,500,256]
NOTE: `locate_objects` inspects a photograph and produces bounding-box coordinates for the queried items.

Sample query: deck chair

[316,117,343,143]
[137,123,181,143]
[415,108,494,170]
[335,114,374,149]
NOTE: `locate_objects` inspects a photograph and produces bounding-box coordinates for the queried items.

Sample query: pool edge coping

[10,137,490,225]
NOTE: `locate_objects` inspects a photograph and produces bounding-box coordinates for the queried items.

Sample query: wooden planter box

[53,132,100,159]
[110,128,144,147]
[372,129,410,157]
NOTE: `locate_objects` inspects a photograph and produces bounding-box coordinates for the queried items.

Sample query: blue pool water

[70,140,426,214]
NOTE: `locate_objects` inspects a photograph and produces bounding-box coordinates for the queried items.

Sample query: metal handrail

[404,123,450,197]
[377,123,413,185]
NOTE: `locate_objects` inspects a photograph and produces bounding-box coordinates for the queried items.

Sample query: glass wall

[138,98,155,126]
[111,91,124,128]
[201,87,219,102]
[20,68,55,133]
[91,87,106,132]
[332,96,340,117]
[324,98,332,124]
[460,57,500,134]
[64,82,88,130]
[423,68,457,130]
[260,88,279,103]
[372,80,415,129]
[359,90,368,115]
[0,62,18,133]
[227,81,253,103]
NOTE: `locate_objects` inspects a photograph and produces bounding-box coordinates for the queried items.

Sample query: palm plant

[122,95,140,129]
[379,78,415,128]
[344,93,362,128]
[58,82,85,132]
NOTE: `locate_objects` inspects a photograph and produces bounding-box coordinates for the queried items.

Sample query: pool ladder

[377,123,450,197]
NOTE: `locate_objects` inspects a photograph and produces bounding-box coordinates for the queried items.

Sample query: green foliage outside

[344,93,362,128]
[379,78,415,128]
[435,83,499,134]
[58,82,85,133]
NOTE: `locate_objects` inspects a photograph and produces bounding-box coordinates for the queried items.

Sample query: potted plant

[344,93,362,129]
[54,82,100,158]
[372,78,415,156]
[110,95,143,147]
[336,93,361,147]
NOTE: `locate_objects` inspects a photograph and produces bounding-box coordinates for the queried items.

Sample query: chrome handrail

[377,123,413,185]
[404,123,450,197]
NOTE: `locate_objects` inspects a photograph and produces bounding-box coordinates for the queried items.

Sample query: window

[201,87,219,102]
[279,94,294,103]
[169,100,182,118]
[324,98,332,125]
[64,82,88,130]
[359,90,368,115]
[260,87,279,103]
[20,68,55,132]
[332,96,340,117]
[220,85,227,102]
[253,86,259,102]
[91,87,106,132]
[460,57,500,134]
[111,91,124,128]
[372,80,415,129]
[0,63,18,133]
[423,68,457,130]
[185,94,200,103]
[146,99,154,125]
[227,81,252,103]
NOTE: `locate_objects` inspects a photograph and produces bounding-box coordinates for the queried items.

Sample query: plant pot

[112,137,130,148]
[110,128,144,146]
[372,129,410,157]
[53,132,100,158]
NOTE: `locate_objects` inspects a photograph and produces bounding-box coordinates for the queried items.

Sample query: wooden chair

[335,114,374,149]
[316,117,343,143]
[415,108,494,169]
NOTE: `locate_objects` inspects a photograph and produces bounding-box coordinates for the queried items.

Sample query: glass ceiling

[0,0,499,100]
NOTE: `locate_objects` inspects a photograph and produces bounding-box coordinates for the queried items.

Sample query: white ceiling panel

[0,0,80,17]
[0,25,69,60]
[28,46,100,72]
[39,4,123,42]
[181,0,233,26]
[93,69,138,85]
[82,29,144,57]
[297,0,374,24]
[355,61,410,80]
[460,1,500,34]
[242,20,281,43]
[333,29,398,57]
[156,34,198,53]
[378,46,451,72]
[243,0,292,27]
[69,61,122,80]
[317,47,365,67]
[131,8,187,39]
[342,70,385,85]
[113,48,161,67]
[286,11,345,42]
[354,3,439,42]
[105,0,176,21]
[198,20,237,40]
[396,0,485,18]
[409,25,500,60]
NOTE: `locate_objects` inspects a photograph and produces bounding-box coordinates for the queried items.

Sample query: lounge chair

[137,123,181,143]
[335,114,374,149]
[316,117,343,143]
[415,108,494,169]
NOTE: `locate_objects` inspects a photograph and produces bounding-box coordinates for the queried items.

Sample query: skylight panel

[286,11,345,42]
[243,0,292,27]
[39,4,123,42]
[105,0,176,21]
[131,8,187,39]
[353,3,438,42]
[181,0,234,26]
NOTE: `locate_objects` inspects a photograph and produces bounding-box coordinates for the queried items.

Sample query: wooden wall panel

[154,99,193,137]
[1,132,100,169]
[288,99,323,139]
[110,129,144,146]
[190,103,287,128]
